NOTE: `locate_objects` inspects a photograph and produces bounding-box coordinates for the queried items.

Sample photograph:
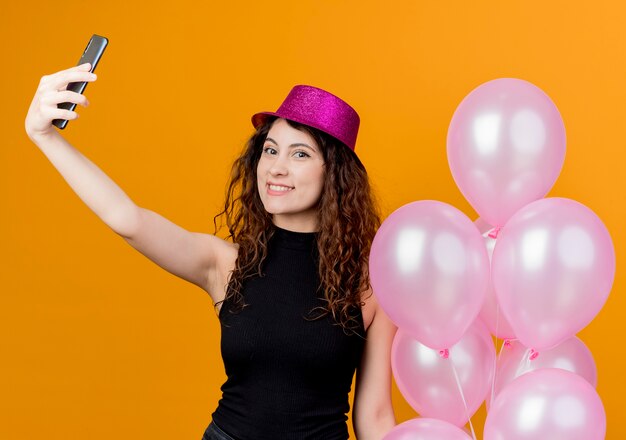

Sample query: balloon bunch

[372,78,615,440]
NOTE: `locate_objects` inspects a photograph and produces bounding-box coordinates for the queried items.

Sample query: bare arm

[25,63,135,234]
[28,129,139,236]
[353,290,397,439]
[24,63,233,299]
[121,207,237,293]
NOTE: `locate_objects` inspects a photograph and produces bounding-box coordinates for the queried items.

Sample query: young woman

[25,63,397,440]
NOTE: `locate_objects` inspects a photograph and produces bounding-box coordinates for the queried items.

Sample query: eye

[263,146,277,155]
[294,150,310,158]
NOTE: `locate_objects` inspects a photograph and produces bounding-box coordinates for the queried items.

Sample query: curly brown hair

[213,117,381,336]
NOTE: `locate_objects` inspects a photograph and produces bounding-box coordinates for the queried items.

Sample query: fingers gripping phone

[52,34,108,130]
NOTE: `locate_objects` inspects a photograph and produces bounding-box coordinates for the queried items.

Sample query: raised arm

[24,64,133,231]
[24,63,235,299]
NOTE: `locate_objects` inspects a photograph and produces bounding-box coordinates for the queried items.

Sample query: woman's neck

[272,215,319,233]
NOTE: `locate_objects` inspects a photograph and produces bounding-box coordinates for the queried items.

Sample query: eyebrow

[265,137,316,152]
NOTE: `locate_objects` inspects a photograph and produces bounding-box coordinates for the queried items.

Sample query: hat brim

[251,112,279,129]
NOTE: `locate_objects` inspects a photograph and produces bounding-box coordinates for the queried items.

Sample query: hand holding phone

[52,34,108,129]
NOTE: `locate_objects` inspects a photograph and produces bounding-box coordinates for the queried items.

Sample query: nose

[268,153,289,176]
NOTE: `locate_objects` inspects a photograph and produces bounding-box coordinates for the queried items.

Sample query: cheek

[312,169,326,195]
[256,161,266,181]
[256,163,266,195]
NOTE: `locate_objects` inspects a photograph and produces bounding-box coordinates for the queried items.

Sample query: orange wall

[2,1,624,438]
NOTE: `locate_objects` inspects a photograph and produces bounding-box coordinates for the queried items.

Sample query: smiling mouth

[267,184,294,192]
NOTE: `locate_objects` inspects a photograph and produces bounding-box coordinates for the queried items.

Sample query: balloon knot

[488,226,502,239]
[439,349,450,359]
[529,349,539,361]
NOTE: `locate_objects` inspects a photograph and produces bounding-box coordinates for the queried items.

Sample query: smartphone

[52,34,108,130]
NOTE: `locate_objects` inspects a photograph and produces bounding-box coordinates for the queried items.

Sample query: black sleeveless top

[211,226,366,439]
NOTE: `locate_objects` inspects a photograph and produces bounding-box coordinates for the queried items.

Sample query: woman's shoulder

[207,237,239,302]
[360,287,377,332]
